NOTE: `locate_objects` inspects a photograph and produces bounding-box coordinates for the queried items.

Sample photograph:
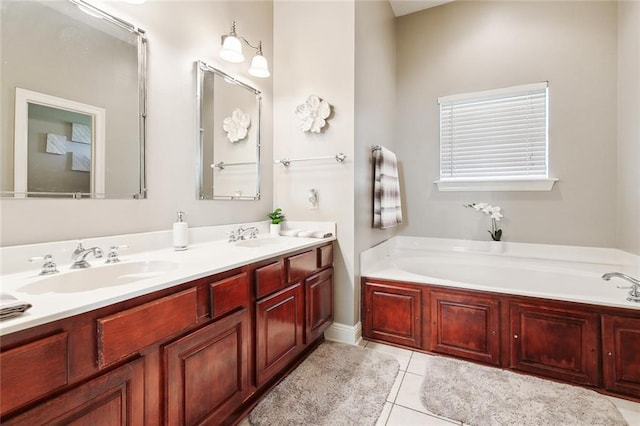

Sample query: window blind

[438,82,548,181]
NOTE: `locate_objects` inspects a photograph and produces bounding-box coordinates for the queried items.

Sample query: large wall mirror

[0,0,147,199]
[197,61,261,200]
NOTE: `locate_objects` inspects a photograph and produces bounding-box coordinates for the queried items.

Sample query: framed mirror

[197,60,261,200]
[0,0,147,199]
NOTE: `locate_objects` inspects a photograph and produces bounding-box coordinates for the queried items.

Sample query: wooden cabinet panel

[255,261,284,299]
[0,332,69,415]
[256,283,304,386]
[3,358,144,425]
[97,288,198,368]
[510,302,599,386]
[430,290,500,365]
[287,250,316,283]
[318,244,333,269]
[210,272,249,319]
[305,268,334,343]
[363,281,422,348]
[602,315,640,397]
[164,309,250,425]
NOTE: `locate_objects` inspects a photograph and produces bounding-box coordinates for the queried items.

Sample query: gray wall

[1,1,273,246]
[354,0,398,317]
[395,1,619,248]
[617,1,640,255]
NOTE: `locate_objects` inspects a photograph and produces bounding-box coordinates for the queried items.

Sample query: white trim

[324,321,362,346]
[435,178,558,192]
[14,88,106,197]
[438,81,549,104]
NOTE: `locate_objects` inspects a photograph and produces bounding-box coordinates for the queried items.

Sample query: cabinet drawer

[97,288,198,368]
[255,261,285,299]
[287,250,316,283]
[318,244,333,269]
[1,332,69,415]
[210,272,249,319]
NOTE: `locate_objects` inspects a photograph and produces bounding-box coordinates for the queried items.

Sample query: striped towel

[373,146,403,229]
[0,293,32,320]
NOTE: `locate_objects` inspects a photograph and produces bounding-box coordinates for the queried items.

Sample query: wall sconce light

[220,21,270,78]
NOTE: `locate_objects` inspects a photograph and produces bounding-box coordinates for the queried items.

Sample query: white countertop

[0,221,335,336]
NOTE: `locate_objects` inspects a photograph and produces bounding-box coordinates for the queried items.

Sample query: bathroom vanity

[0,238,334,424]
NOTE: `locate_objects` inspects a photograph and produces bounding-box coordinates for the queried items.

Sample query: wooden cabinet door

[256,283,304,386]
[164,309,250,426]
[3,358,144,425]
[430,289,500,365]
[602,315,640,397]
[362,281,422,348]
[510,302,599,386]
[305,268,334,344]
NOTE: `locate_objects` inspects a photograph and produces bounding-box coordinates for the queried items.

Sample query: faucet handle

[28,254,59,275]
[228,230,237,242]
[106,245,129,264]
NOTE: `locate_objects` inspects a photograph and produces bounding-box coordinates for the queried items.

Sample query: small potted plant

[267,208,285,236]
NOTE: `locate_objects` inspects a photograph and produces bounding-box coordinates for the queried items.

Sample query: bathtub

[361,237,640,310]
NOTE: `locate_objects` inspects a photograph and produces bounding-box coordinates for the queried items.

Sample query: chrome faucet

[228,226,259,242]
[28,254,59,275]
[602,272,640,303]
[71,242,104,269]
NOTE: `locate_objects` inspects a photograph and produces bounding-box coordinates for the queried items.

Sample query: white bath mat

[420,354,628,426]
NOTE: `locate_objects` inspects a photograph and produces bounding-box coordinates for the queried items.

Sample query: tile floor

[363,340,640,426]
[243,339,640,425]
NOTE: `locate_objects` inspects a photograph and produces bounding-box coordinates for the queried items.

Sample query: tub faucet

[602,272,640,303]
[71,242,104,269]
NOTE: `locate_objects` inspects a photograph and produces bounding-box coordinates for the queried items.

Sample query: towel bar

[275,153,347,167]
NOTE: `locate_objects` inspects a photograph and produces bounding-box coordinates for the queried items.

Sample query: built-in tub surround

[362,237,640,310]
[0,220,335,336]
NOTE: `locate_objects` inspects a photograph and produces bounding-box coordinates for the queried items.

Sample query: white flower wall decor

[223,108,251,143]
[295,95,331,133]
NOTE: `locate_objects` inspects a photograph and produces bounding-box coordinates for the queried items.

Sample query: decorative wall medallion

[295,95,331,133]
[223,108,251,143]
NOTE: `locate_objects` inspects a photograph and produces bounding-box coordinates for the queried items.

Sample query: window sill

[434,178,558,192]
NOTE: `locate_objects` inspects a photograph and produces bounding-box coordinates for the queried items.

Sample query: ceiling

[389,0,455,17]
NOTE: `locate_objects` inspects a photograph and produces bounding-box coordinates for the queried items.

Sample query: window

[436,82,556,191]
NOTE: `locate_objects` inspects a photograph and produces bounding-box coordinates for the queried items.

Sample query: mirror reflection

[0,0,147,199]
[197,61,261,200]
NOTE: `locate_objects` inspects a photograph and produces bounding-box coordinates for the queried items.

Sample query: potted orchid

[464,203,503,241]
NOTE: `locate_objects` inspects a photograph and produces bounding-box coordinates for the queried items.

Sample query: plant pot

[489,240,503,254]
[270,223,281,236]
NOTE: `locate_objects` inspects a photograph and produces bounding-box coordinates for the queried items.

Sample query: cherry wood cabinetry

[509,301,599,386]
[1,242,334,424]
[305,268,334,343]
[362,277,640,399]
[164,308,250,425]
[362,280,423,348]
[602,315,640,396]
[256,283,305,386]
[3,358,144,425]
[430,289,501,365]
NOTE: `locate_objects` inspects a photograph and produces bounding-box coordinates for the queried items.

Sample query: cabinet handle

[433,321,436,325]
[590,348,595,352]
[513,334,518,339]
[492,330,496,335]
[608,352,613,356]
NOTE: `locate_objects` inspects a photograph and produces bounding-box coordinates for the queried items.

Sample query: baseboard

[324,321,362,346]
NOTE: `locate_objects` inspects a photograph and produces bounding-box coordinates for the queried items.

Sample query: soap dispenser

[173,211,188,251]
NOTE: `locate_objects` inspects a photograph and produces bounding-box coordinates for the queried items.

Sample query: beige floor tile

[607,395,640,425]
[376,402,393,426]
[406,351,436,376]
[387,370,405,402]
[365,341,413,371]
[387,405,460,426]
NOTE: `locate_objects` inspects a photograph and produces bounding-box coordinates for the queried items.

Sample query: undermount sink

[235,238,284,248]
[18,260,179,294]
